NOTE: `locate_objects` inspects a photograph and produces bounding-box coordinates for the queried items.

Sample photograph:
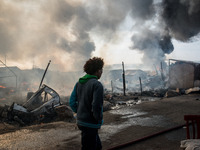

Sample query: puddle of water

[109,107,170,127]
[102,106,172,140]
[109,107,146,116]
[100,123,132,141]
[125,115,171,127]
[111,97,161,110]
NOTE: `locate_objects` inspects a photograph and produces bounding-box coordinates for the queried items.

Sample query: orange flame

[0,85,6,88]
[10,89,15,92]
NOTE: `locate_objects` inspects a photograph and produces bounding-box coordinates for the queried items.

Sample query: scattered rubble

[1,84,198,127]
[164,90,180,98]
[54,105,74,122]
[185,87,200,94]
[103,86,200,111]
[103,101,114,112]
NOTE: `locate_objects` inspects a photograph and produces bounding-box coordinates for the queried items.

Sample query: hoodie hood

[79,74,98,84]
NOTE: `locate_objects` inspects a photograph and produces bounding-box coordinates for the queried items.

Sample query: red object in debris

[184,115,200,139]
[0,85,6,88]
[107,124,185,150]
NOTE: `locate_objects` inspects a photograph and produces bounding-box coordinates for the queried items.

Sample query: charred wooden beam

[39,60,51,89]
[139,77,142,96]
[122,62,126,96]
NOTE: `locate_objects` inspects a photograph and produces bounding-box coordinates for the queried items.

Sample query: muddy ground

[0,94,200,150]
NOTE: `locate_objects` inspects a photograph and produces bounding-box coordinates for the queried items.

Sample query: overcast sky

[0,0,200,71]
[167,40,200,62]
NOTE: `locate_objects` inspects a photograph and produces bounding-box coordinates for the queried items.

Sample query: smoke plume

[0,0,200,98]
[162,0,200,41]
[129,0,200,67]
[0,0,200,71]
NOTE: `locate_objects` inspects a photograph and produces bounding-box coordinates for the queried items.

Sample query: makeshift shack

[169,59,200,89]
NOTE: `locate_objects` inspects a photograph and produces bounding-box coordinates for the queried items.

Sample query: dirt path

[0,94,200,150]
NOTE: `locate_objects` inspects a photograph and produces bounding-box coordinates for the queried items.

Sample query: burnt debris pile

[1,59,200,126]
[0,84,75,126]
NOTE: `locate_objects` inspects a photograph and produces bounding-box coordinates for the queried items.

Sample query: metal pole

[122,62,126,96]
[39,60,51,89]
[139,77,142,96]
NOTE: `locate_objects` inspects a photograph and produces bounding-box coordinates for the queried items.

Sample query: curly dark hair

[84,57,104,74]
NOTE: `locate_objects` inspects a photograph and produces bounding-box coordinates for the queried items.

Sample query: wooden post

[122,62,126,96]
[153,64,158,75]
[168,59,171,88]
[139,77,142,96]
[111,80,113,94]
[160,62,164,81]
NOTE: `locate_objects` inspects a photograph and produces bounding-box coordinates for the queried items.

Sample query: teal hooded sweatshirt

[69,74,103,128]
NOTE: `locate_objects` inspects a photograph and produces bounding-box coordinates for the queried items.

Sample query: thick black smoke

[162,0,200,41]
[130,0,200,67]
[129,0,173,66]
[129,0,155,21]
[131,29,173,54]
[131,27,174,66]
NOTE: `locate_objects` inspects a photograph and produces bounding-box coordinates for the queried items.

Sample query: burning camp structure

[0,60,75,126]
[104,59,200,95]
[106,63,167,95]
[168,59,200,90]
[1,58,200,101]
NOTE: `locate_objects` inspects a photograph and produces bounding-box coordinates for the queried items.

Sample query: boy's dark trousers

[78,125,102,150]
